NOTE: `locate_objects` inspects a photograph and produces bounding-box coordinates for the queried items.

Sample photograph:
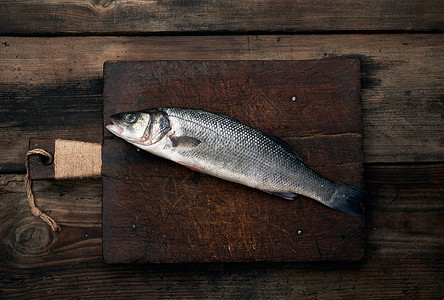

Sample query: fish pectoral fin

[170,135,201,148]
[264,190,298,200]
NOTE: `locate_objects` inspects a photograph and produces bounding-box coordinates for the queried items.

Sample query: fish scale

[107,107,368,217]
[165,108,304,191]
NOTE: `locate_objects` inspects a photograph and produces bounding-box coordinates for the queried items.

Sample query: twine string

[25,149,61,232]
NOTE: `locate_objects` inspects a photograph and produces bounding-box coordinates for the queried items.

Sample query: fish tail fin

[327,182,369,217]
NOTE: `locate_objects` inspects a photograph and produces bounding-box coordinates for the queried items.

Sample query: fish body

[107,107,367,217]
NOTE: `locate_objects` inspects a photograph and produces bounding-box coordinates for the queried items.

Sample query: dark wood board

[27,139,55,180]
[102,60,365,263]
[1,0,443,34]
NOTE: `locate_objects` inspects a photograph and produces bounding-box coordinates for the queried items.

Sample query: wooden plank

[102,60,364,263]
[0,164,442,297]
[0,34,443,173]
[0,78,103,173]
[0,0,443,34]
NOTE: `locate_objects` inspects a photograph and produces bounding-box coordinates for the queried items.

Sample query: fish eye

[123,113,137,123]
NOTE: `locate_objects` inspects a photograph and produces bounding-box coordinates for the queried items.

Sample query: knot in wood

[14,221,53,255]
[92,0,114,8]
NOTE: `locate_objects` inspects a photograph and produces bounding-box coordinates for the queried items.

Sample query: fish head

[107,111,151,143]
[106,109,171,146]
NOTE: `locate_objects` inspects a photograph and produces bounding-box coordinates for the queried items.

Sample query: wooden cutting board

[102,60,365,263]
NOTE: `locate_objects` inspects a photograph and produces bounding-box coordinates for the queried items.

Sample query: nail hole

[41,155,52,165]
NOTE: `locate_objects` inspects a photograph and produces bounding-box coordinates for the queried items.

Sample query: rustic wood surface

[1,0,443,34]
[1,165,442,298]
[1,35,443,173]
[102,60,364,263]
[1,0,443,298]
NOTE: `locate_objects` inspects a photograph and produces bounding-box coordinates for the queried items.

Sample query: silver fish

[107,107,367,217]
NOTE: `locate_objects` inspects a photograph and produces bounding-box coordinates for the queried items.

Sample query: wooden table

[1,1,443,298]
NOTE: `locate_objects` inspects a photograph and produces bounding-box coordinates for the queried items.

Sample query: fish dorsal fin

[264,132,303,161]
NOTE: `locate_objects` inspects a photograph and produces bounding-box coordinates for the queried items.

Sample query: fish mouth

[106,124,124,135]
[106,118,124,135]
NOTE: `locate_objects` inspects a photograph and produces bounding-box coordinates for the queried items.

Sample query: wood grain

[0,34,442,173]
[0,0,443,34]
[1,164,442,298]
[0,0,442,297]
[102,60,364,263]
